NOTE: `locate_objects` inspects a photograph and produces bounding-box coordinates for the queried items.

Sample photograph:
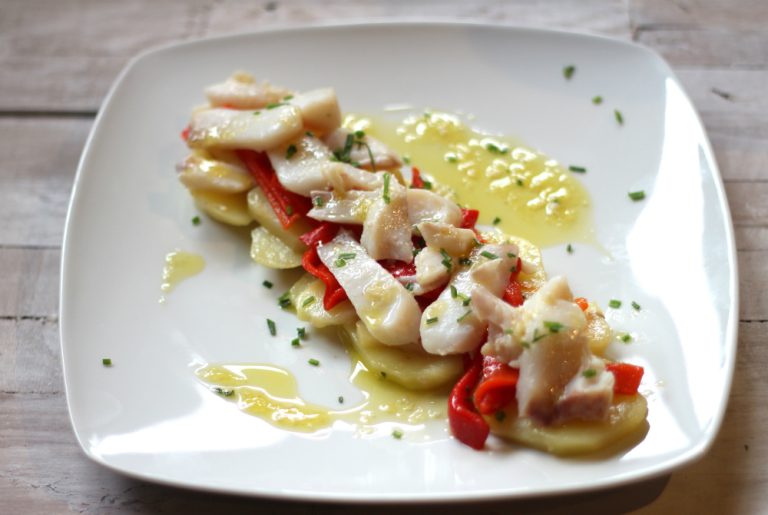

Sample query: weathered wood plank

[0,320,61,394]
[636,29,768,68]
[0,118,90,247]
[2,320,763,512]
[0,248,60,318]
[629,0,768,30]
[726,182,768,229]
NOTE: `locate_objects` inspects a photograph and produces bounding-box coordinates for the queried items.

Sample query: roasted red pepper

[380,260,417,278]
[180,125,191,142]
[410,167,425,189]
[472,356,520,415]
[574,296,589,312]
[448,353,489,450]
[460,208,479,230]
[301,245,348,310]
[606,362,644,395]
[502,258,524,307]
[236,149,311,229]
[299,222,339,247]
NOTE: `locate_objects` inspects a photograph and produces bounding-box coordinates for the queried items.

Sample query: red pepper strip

[473,356,520,415]
[606,362,644,395]
[236,149,311,229]
[411,167,425,189]
[180,125,191,142]
[502,258,524,307]
[415,283,446,311]
[299,222,339,247]
[380,259,417,278]
[460,208,479,230]
[574,296,589,312]
[301,246,349,310]
[448,353,489,450]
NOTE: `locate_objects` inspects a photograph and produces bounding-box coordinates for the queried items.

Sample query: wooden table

[2,1,766,512]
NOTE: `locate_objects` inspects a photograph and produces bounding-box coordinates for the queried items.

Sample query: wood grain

[0,248,60,318]
[629,0,768,30]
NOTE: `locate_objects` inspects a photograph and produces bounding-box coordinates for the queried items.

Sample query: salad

[176,72,648,454]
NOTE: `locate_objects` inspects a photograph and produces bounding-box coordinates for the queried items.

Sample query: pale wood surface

[1,1,765,513]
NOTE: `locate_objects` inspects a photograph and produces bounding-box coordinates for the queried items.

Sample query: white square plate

[61,22,738,501]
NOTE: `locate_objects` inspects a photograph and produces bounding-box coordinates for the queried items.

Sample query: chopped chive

[582,369,597,378]
[608,299,622,309]
[267,319,277,336]
[278,292,291,308]
[485,142,508,154]
[308,358,320,366]
[285,144,297,159]
[516,178,524,186]
[426,317,439,325]
[459,294,471,306]
[403,155,411,164]
[266,102,283,109]
[422,180,433,190]
[392,429,403,439]
[102,358,112,366]
[302,296,316,308]
[338,396,344,404]
[334,258,346,267]
[313,196,325,207]
[614,109,624,125]
[592,95,603,105]
[285,205,294,216]
[459,257,473,266]
[521,341,531,349]
[563,65,576,79]
[213,387,234,397]
[628,190,646,201]
[305,130,315,137]
[283,95,294,101]
[619,333,633,343]
[291,338,301,347]
[382,173,391,205]
[504,328,513,335]
[405,282,414,291]
[631,301,642,311]
[480,250,499,260]
[456,310,473,323]
[568,165,587,173]
[450,285,458,298]
[567,243,574,254]
[297,327,306,339]
[446,155,458,163]
[473,238,483,248]
[532,328,547,343]
[253,111,261,116]
[262,280,274,289]
[543,321,564,333]
[495,410,506,422]
[440,248,452,270]
[338,252,356,260]
[354,129,366,139]
[492,217,502,225]
[191,216,201,226]
[380,371,387,378]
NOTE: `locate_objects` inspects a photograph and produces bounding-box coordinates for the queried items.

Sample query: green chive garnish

[568,165,587,173]
[334,259,346,267]
[338,252,356,260]
[285,205,294,216]
[516,178,524,186]
[450,285,458,298]
[278,292,291,308]
[567,243,574,254]
[628,190,646,201]
[485,142,507,154]
[592,96,603,105]
[620,333,633,343]
[354,129,366,139]
[392,429,403,439]
[608,299,622,309]
[308,358,320,366]
[405,282,414,291]
[382,173,391,204]
[313,196,324,207]
[191,216,201,226]
[283,95,294,101]
[302,296,316,308]
[213,387,234,397]
[253,111,261,116]
[456,310,473,323]
[338,396,344,404]
[631,301,641,311]
[582,369,597,378]
[480,250,499,260]
[563,65,576,79]
[459,257,472,266]
[266,102,283,109]
[426,317,439,325]
[380,371,387,378]
[422,180,433,190]
[291,338,300,347]
[267,319,277,336]
[495,411,506,422]
[403,155,411,164]
[615,109,624,125]
[262,280,273,289]
[285,144,297,159]
[102,358,112,366]
[305,131,315,137]
[492,217,501,225]
[544,321,564,333]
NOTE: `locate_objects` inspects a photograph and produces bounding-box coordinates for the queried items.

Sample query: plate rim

[59,20,740,503]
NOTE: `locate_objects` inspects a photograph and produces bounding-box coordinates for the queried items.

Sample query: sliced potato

[288,273,357,328]
[337,322,463,391]
[486,394,648,455]
[178,150,255,193]
[585,306,612,356]
[192,190,252,226]
[247,188,312,252]
[250,227,302,269]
